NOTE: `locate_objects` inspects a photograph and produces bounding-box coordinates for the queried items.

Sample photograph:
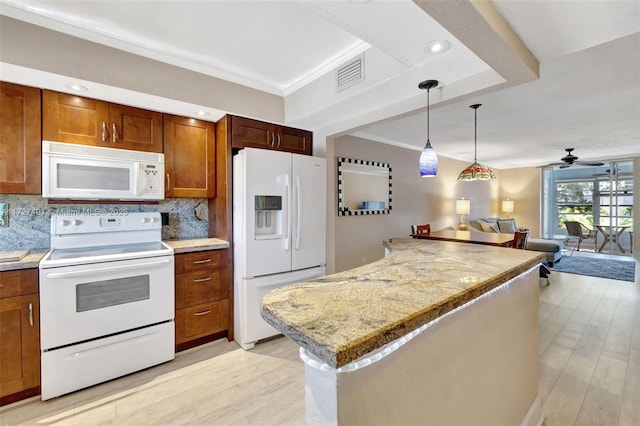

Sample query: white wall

[0,16,284,123]
[498,167,541,237]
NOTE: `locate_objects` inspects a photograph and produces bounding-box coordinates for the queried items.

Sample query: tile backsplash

[0,195,209,252]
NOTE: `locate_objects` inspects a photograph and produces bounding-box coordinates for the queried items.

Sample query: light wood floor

[1,257,638,426]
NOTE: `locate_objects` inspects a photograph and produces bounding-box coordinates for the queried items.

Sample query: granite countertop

[0,251,47,272]
[0,238,230,271]
[261,238,545,369]
[164,238,229,254]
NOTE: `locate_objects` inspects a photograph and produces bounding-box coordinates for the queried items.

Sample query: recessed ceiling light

[196,110,210,117]
[66,84,88,92]
[424,40,451,55]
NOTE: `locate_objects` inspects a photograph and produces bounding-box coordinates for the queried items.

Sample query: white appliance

[42,141,164,200]
[234,148,326,350]
[39,212,174,400]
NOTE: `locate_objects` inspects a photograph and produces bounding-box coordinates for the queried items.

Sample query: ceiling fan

[550,148,605,168]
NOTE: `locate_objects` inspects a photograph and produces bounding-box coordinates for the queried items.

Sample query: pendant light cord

[474,106,477,163]
[427,88,430,143]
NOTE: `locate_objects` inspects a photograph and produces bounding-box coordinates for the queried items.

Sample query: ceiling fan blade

[575,161,605,166]
[559,163,571,169]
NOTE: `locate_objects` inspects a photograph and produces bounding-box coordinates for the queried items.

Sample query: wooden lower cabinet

[0,269,40,406]
[174,249,231,351]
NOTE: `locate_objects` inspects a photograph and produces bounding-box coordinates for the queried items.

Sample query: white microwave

[42,141,164,201]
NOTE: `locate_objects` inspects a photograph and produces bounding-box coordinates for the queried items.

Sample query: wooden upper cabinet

[108,104,163,152]
[0,82,42,194]
[164,114,215,198]
[43,90,163,153]
[229,115,312,155]
[230,116,273,150]
[279,125,312,155]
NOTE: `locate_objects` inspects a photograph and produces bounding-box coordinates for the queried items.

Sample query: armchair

[564,221,597,253]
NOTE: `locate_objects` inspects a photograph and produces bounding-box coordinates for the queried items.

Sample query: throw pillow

[480,221,499,233]
[497,218,517,233]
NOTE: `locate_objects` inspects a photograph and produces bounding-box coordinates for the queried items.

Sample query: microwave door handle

[133,163,142,196]
[295,175,301,250]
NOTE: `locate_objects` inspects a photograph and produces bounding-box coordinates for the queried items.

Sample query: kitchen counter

[261,238,545,425]
[0,251,47,271]
[164,238,229,253]
[261,237,544,368]
[0,238,229,271]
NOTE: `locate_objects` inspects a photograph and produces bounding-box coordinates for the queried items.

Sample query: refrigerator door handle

[284,174,290,251]
[295,175,301,250]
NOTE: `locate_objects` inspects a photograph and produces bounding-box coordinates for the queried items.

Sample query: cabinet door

[42,90,110,147]
[164,115,215,198]
[0,82,42,194]
[278,126,312,155]
[230,116,275,150]
[0,295,40,401]
[108,104,163,153]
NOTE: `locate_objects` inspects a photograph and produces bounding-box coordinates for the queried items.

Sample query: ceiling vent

[336,54,365,92]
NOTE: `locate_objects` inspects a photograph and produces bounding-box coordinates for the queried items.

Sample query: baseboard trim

[521,394,544,426]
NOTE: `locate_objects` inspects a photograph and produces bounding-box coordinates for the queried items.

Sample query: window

[556,181,594,230]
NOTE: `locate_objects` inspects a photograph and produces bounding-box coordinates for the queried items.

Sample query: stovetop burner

[40,212,173,269]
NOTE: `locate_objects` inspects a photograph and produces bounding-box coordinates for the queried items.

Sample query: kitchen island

[261,238,545,426]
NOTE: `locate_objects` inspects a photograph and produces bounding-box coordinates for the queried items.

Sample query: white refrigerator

[233,148,326,350]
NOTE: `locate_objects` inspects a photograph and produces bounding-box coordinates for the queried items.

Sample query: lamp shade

[457,163,496,181]
[455,198,471,215]
[502,199,514,214]
[419,141,438,177]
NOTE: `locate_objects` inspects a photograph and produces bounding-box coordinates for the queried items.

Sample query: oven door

[39,255,174,350]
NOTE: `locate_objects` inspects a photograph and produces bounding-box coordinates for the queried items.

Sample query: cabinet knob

[193,276,212,283]
[112,123,118,143]
[193,310,212,316]
[29,303,34,327]
[101,122,108,142]
[193,259,212,264]
[276,133,281,148]
[166,173,170,191]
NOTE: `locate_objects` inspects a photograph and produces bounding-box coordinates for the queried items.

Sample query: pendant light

[418,79,438,177]
[458,104,496,181]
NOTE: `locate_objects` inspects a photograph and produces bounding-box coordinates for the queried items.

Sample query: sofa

[468,218,563,266]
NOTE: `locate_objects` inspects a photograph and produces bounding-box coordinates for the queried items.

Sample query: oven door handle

[45,259,172,279]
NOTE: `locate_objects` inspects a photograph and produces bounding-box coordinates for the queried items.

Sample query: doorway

[541,160,634,256]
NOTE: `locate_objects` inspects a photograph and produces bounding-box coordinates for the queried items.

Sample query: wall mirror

[337,157,392,216]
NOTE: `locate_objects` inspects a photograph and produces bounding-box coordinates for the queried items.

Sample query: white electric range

[39,212,175,400]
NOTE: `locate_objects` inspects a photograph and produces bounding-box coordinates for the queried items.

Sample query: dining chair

[512,231,529,250]
[411,224,431,237]
[564,221,597,253]
[512,230,550,285]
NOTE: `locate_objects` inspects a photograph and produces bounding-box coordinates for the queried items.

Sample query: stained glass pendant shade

[418,79,438,177]
[458,104,496,181]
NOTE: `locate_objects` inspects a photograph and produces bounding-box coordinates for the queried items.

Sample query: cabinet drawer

[175,249,229,273]
[0,269,38,299]
[175,268,229,309]
[175,299,229,344]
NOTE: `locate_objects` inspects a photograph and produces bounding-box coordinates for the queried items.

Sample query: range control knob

[60,219,71,227]
[142,217,152,224]
[71,220,82,226]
